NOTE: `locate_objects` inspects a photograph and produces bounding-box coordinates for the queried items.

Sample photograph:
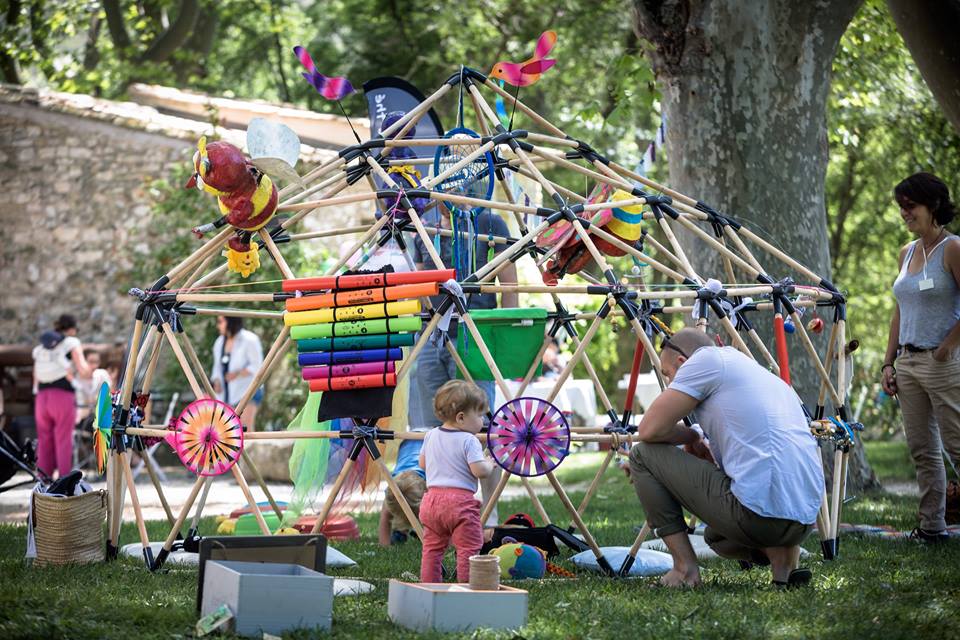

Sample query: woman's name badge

[919,278,935,291]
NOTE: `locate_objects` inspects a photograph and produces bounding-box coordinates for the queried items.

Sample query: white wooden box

[201,560,333,636]
[387,580,527,632]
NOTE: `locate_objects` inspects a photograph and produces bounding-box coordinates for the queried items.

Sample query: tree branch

[83,11,102,71]
[102,0,132,54]
[139,0,199,63]
[1,0,23,84]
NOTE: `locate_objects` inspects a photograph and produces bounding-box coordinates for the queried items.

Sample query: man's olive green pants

[629,442,812,561]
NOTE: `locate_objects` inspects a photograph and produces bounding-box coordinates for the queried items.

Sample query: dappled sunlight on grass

[2,454,959,639]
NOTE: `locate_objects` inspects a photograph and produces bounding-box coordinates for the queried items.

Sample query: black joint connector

[406,188,431,200]
[596,300,613,319]
[721,214,742,230]
[681,277,698,288]
[659,203,681,219]
[551,192,566,208]
[819,278,839,294]
[338,144,362,159]
[564,150,584,161]
[597,555,615,577]
[603,268,618,286]
[756,273,775,285]
[780,296,797,316]
[151,547,169,572]
[460,283,481,294]
[545,210,565,224]
[516,140,534,152]
[345,164,370,186]
[650,204,664,221]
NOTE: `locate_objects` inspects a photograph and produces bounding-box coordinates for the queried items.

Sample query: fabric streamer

[282,392,334,528]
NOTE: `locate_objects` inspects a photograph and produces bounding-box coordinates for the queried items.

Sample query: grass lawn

[2,446,959,639]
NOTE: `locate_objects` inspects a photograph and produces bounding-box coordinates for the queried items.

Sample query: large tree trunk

[887,0,960,135]
[632,0,879,492]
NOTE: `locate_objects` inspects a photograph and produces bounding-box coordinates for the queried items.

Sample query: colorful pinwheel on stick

[487,397,570,477]
[173,399,244,476]
[93,382,112,474]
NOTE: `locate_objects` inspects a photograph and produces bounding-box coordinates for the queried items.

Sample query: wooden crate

[387,580,527,632]
[201,560,333,636]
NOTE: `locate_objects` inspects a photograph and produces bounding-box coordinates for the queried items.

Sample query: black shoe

[773,567,812,589]
[909,528,949,544]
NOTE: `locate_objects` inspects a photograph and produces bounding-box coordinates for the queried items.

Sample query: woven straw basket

[32,489,107,565]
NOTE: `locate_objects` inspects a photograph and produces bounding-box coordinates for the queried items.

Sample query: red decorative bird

[489,30,558,87]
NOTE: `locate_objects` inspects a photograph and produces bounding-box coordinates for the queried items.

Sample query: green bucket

[456,308,548,381]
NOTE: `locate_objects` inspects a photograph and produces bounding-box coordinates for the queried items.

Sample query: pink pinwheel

[489,30,558,87]
[488,397,570,476]
[294,45,355,100]
[173,398,244,476]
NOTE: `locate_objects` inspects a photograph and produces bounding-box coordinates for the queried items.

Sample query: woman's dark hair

[53,314,77,332]
[225,316,244,337]
[894,172,957,226]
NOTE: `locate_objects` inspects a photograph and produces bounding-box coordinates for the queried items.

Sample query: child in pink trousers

[418,380,493,582]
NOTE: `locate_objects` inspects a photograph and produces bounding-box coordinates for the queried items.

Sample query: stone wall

[0,98,191,344]
[0,87,370,348]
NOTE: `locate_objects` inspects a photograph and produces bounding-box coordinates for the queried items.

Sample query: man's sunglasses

[660,339,688,359]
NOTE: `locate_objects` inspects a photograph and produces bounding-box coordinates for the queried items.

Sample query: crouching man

[630,328,823,588]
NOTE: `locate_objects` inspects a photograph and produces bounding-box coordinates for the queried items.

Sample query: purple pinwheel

[294,45,355,100]
[487,397,570,477]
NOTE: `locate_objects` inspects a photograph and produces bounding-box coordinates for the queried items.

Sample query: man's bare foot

[659,567,702,588]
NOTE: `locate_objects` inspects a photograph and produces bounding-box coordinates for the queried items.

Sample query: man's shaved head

[659,327,715,382]
[667,328,715,356]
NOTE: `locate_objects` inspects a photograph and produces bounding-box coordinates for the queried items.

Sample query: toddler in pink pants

[418,380,493,582]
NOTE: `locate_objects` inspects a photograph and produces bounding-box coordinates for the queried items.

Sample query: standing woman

[882,172,960,543]
[211,316,264,430]
[32,314,92,479]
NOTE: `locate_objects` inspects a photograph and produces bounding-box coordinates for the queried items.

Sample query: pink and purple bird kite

[294,45,355,100]
[489,30,558,87]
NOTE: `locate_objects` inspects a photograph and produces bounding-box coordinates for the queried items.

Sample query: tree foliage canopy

[5,0,957,435]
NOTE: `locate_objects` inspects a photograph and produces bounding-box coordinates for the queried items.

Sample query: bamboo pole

[119,450,151,555]
[480,469,510,526]
[232,464,271,535]
[277,191,381,213]
[158,474,206,559]
[459,313,513,400]
[788,310,842,406]
[160,323,204,399]
[547,310,607,404]
[259,228,295,279]
[236,328,291,418]
[309,457,356,534]
[141,450,175,526]
[378,457,425,539]
[279,161,348,205]
[545,470,608,567]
